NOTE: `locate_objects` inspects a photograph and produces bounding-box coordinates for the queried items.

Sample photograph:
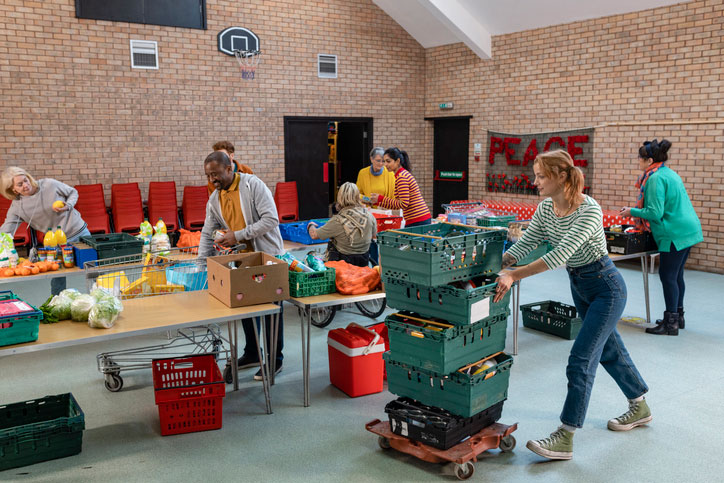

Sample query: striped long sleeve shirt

[506,196,608,269]
[377,168,431,225]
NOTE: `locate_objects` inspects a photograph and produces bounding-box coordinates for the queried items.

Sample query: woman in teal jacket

[621,139,703,335]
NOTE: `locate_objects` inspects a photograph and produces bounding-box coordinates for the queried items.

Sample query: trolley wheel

[454,462,475,480]
[212,339,223,362]
[377,436,391,450]
[310,306,337,328]
[223,364,233,384]
[499,435,516,452]
[104,373,123,392]
[355,298,387,319]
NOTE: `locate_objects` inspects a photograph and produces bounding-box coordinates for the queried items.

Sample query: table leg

[641,254,651,324]
[306,306,311,407]
[298,305,311,407]
[228,320,239,392]
[253,316,273,414]
[512,281,520,356]
[269,305,279,386]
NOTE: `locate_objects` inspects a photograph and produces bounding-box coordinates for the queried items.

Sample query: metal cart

[86,247,230,392]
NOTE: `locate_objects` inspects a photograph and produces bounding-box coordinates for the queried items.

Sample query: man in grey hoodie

[199,151,284,381]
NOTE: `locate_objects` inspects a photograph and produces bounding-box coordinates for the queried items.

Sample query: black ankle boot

[647,311,679,335]
[655,307,685,329]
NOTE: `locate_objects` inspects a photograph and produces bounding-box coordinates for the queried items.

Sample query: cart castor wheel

[454,461,475,480]
[223,364,233,384]
[104,373,123,392]
[378,436,391,450]
[499,435,516,452]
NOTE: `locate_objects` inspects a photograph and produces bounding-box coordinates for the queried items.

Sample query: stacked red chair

[274,181,299,223]
[181,186,208,231]
[0,195,32,247]
[111,183,144,234]
[148,181,179,232]
[74,183,111,234]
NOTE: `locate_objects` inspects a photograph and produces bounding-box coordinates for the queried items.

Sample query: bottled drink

[55,226,67,246]
[139,219,153,237]
[155,218,167,235]
[278,252,313,272]
[8,249,19,268]
[43,228,57,248]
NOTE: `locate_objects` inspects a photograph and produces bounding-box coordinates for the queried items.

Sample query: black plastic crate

[385,398,504,450]
[80,233,143,261]
[0,393,85,471]
[604,225,657,255]
[520,300,582,340]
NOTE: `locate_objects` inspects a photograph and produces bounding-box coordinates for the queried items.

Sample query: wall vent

[317,54,337,78]
[130,40,158,69]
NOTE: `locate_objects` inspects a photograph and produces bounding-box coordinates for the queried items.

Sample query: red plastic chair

[182,186,208,231]
[74,184,111,234]
[111,184,144,234]
[0,196,32,246]
[274,182,299,223]
[147,181,179,232]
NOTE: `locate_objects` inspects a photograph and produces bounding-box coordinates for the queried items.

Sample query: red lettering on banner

[523,139,538,166]
[544,136,565,151]
[567,135,589,167]
[503,137,521,165]
[489,137,504,165]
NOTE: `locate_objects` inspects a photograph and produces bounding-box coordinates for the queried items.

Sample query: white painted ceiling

[372,0,691,58]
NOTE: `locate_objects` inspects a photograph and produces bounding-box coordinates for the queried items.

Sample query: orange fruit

[52,200,65,209]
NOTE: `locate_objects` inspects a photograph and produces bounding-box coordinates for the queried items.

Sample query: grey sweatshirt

[0,179,87,239]
[199,173,284,258]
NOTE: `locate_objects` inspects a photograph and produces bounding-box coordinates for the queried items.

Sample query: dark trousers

[406,218,432,228]
[659,243,691,312]
[327,244,370,267]
[242,304,283,365]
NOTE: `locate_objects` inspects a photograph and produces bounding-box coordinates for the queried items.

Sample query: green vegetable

[88,299,122,329]
[70,294,95,322]
[39,296,59,324]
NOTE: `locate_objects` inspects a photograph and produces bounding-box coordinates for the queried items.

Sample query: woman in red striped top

[369,148,431,227]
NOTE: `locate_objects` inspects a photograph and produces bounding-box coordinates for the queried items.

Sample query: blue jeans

[50,226,91,295]
[406,218,431,228]
[560,256,648,428]
[659,243,691,312]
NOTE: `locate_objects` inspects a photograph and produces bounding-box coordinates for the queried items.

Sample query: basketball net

[234,49,262,80]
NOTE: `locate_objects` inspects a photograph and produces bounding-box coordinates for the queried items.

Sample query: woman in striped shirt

[494,150,650,461]
[368,148,431,227]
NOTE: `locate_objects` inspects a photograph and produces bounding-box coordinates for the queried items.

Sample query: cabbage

[88,299,121,329]
[48,294,73,320]
[70,294,95,322]
[90,287,112,302]
[59,288,81,301]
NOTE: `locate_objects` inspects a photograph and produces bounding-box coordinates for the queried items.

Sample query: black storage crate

[520,300,582,340]
[604,225,657,255]
[80,233,144,261]
[0,393,85,471]
[385,397,504,450]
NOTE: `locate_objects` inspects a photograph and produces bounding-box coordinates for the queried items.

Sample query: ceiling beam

[419,0,491,59]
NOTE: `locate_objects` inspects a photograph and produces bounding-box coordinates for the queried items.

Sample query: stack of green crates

[380,223,514,420]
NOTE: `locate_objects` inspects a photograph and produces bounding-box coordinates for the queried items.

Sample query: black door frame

[427,115,473,216]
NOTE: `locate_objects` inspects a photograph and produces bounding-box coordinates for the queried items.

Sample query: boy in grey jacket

[200,151,284,380]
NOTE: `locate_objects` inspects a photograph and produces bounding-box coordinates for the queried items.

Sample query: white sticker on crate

[401,421,408,436]
[470,296,491,322]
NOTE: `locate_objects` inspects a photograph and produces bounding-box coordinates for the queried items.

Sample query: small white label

[470,296,491,322]
[400,421,408,436]
[12,301,32,311]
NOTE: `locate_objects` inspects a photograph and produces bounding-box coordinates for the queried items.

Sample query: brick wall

[424,0,724,273]
[0,0,425,205]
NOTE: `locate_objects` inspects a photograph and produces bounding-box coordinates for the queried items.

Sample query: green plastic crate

[289,267,336,297]
[384,275,511,326]
[378,224,505,286]
[520,300,582,340]
[0,291,42,348]
[385,311,508,373]
[384,352,513,418]
[0,393,85,471]
[512,241,552,266]
[476,214,516,227]
[80,233,143,261]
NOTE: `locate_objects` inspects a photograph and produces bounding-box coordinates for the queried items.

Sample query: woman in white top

[495,150,649,461]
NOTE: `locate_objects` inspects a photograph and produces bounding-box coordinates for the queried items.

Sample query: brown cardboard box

[207,252,289,307]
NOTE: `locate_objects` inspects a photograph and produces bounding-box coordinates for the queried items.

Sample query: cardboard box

[207,252,289,307]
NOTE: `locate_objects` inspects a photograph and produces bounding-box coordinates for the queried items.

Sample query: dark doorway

[432,117,470,216]
[284,117,372,220]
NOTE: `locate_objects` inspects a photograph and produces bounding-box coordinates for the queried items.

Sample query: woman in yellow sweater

[356,147,395,207]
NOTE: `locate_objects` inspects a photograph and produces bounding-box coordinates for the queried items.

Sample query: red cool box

[328,323,386,397]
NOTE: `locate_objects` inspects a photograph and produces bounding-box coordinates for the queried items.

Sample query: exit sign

[439,102,454,110]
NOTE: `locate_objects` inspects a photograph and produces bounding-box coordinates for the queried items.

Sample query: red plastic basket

[372,213,403,233]
[151,354,225,436]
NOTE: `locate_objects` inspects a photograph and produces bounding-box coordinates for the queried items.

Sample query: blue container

[70,242,97,269]
[166,263,208,291]
[285,219,330,245]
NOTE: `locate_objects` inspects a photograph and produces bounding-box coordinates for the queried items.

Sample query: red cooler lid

[328,324,385,349]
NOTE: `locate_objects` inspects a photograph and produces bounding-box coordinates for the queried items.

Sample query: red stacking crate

[371,213,403,233]
[328,323,386,397]
[151,354,225,436]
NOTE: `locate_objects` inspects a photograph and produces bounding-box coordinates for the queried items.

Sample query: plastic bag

[324,260,380,295]
[151,233,171,256]
[70,294,95,322]
[59,288,81,301]
[0,233,14,255]
[48,293,73,320]
[88,299,122,329]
